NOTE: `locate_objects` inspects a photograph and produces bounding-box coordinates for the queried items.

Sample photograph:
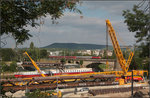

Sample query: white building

[107,50,113,56]
[48,51,62,56]
[77,50,92,55]
[99,50,104,57]
[92,49,101,56]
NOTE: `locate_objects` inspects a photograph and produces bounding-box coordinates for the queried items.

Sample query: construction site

[0,19,149,98]
[1,1,150,98]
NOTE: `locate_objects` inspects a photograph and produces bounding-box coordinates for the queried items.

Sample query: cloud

[24,12,134,47]
[3,1,138,48]
[81,1,139,16]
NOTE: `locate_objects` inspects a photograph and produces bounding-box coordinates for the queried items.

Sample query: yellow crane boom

[24,52,46,77]
[105,19,134,75]
[24,52,62,97]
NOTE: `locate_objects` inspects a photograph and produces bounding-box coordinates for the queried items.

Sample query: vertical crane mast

[24,52,46,77]
[105,19,134,75]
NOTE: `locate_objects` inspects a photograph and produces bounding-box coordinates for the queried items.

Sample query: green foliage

[86,63,104,72]
[98,64,106,69]
[72,53,82,56]
[26,49,38,61]
[25,89,54,98]
[0,48,48,62]
[9,61,18,72]
[60,58,66,64]
[123,5,149,57]
[40,49,48,58]
[0,48,16,61]
[139,43,149,58]
[0,82,6,95]
[26,44,48,61]
[71,59,74,63]
[102,50,107,59]
[130,57,143,70]
[0,62,9,72]
[30,42,34,49]
[0,61,17,72]
[102,50,116,59]
[1,1,81,44]
[129,50,148,70]
[79,60,83,65]
[109,50,116,59]
[83,54,91,56]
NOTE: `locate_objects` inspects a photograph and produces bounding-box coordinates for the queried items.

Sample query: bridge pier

[114,59,122,71]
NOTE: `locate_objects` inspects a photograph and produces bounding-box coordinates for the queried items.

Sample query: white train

[14,68,94,78]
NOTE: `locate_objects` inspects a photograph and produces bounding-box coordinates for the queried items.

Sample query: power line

[148,0,150,97]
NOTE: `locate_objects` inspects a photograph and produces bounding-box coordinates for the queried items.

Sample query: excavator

[105,19,148,84]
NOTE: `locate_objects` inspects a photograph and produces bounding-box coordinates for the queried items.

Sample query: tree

[0,48,16,61]
[30,42,34,49]
[1,62,9,72]
[9,61,17,72]
[0,61,17,72]
[1,0,81,45]
[102,50,107,59]
[40,49,48,58]
[27,49,37,61]
[123,5,150,57]
[129,50,144,70]
[60,58,66,64]
[79,60,83,65]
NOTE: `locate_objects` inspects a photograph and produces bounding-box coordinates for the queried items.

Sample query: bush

[80,60,83,65]
[25,89,54,98]
[9,61,17,72]
[98,64,107,69]
[60,58,66,64]
[0,61,17,72]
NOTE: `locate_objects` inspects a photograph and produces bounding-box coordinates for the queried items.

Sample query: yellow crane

[24,52,46,77]
[24,52,62,97]
[105,19,148,84]
[105,19,134,75]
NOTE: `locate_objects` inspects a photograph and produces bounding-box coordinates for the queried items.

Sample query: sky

[2,1,143,48]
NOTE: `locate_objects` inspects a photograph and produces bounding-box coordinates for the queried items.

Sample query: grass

[98,64,107,69]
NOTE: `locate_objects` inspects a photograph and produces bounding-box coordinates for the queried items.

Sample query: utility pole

[106,22,109,71]
[148,0,150,97]
[0,0,2,95]
[131,71,133,98]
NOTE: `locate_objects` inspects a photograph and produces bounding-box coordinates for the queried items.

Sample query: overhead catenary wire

[115,31,131,53]
[144,4,149,12]
[137,0,146,8]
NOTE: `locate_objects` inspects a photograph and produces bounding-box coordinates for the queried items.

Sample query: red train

[49,56,77,59]
[91,56,101,59]
[49,56,101,59]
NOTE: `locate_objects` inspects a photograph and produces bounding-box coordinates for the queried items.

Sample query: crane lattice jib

[105,19,134,75]
[24,52,46,77]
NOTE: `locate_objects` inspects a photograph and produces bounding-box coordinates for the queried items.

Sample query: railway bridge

[21,59,121,71]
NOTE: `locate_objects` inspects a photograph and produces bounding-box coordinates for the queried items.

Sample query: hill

[42,43,111,50]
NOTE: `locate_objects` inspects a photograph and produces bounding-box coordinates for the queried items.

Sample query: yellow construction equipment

[105,19,134,75]
[24,52,62,97]
[24,52,46,77]
[105,19,148,83]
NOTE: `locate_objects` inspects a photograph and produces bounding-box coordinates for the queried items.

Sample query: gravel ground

[65,88,149,98]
